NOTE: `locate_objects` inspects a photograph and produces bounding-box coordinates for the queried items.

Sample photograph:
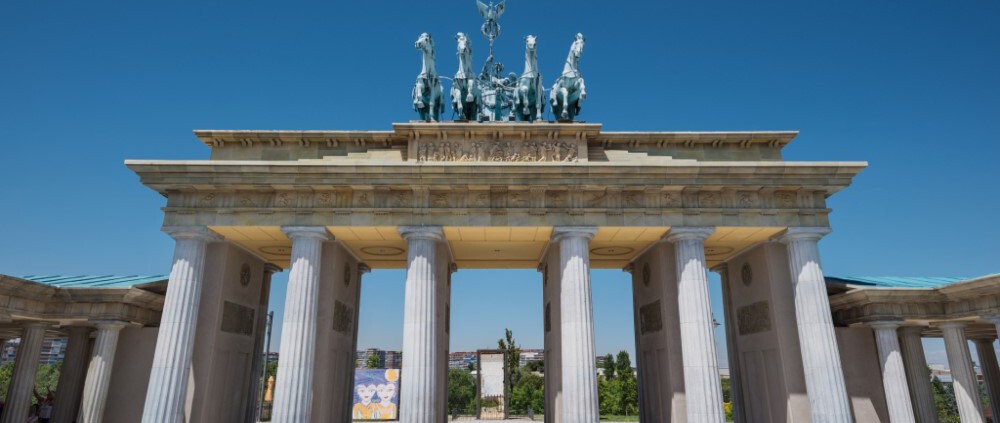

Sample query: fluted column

[79,321,127,423]
[271,226,331,423]
[939,322,984,423]
[50,326,91,423]
[666,227,725,423]
[398,226,444,423]
[898,327,938,423]
[2,322,49,423]
[869,321,915,423]
[778,227,852,423]
[553,226,599,423]
[141,226,218,423]
[716,263,746,423]
[974,338,1000,422]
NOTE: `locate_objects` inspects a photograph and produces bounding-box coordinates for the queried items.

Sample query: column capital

[264,263,283,275]
[358,263,372,274]
[899,325,926,336]
[664,226,715,242]
[281,226,332,241]
[934,321,969,330]
[398,226,444,241]
[162,226,221,242]
[89,320,129,331]
[868,320,904,330]
[20,320,51,330]
[552,226,598,241]
[776,227,831,243]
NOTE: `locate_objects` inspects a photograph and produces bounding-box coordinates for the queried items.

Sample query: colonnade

[4,224,986,422]
[860,320,1000,423]
[0,321,127,423]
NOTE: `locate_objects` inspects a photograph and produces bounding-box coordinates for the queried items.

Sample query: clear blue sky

[2,1,999,369]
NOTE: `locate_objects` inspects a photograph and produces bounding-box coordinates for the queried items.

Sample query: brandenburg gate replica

[5,4,1000,423]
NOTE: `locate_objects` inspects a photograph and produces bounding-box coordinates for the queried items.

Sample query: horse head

[456,32,471,56]
[524,35,537,53]
[415,33,434,56]
[571,33,585,59]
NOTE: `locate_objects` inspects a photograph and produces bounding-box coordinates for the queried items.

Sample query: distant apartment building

[356,348,401,369]
[1,338,68,366]
[519,349,544,367]
[449,351,477,369]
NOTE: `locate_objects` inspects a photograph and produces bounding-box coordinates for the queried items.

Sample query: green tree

[0,361,15,403]
[366,354,382,369]
[930,374,960,423]
[524,360,544,373]
[601,354,616,380]
[448,368,477,415]
[614,351,632,380]
[498,328,521,387]
[510,370,544,414]
[35,362,61,394]
[598,351,638,417]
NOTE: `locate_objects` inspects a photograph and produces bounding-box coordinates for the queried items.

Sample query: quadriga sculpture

[412,33,444,122]
[451,33,481,121]
[550,33,587,121]
[514,35,544,122]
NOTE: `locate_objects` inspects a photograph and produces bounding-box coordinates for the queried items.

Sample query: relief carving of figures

[416,139,578,162]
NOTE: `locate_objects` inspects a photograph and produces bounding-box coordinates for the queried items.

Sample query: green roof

[17,275,168,288]
[826,276,970,289]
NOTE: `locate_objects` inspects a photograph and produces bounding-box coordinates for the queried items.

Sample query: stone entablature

[0,275,164,329]
[829,274,1000,328]
[196,123,796,162]
[127,161,858,228]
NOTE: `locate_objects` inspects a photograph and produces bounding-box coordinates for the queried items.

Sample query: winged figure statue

[476,0,506,21]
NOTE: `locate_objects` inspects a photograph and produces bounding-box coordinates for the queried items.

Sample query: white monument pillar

[141,226,218,423]
[399,226,445,423]
[869,321,916,423]
[271,226,331,423]
[79,321,127,423]
[973,338,1000,421]
[939,322,985,423]
[1,322,48,423]
[898,327,938,423]
[553,226,600,423]
[665,227,726,423]
[777,227,852,423]
[51,326,91,423]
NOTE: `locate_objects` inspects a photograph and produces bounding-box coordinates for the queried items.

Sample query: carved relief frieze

[698,191,721,208]
[508,191,529,208]
[662,191,682,207]
[415,139,579,162]
[776,191,797,208]
[546,190,568,208]
[587,190,607,207]
[623,191,642,208]
[737,191,758,208]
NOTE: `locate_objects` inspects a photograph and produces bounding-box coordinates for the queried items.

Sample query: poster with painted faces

[353,369,400,420]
